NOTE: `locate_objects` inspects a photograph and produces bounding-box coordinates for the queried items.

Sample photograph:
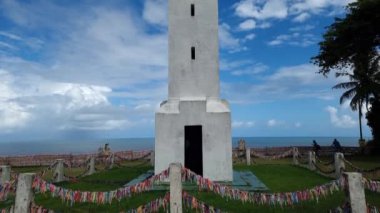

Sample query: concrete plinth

[54,159,65,183]
[86,157,96,176]
[292,147,299,165]
[155,99,233,181]
[334,153,345,178]
[170,163,182,213]
[343,172,366,213]
[0,165,11,185]
[246,148,251,166]
[308,151,316,171]
[15,173,35,213]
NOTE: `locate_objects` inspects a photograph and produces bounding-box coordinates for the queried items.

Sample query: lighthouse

[155,0,233,181]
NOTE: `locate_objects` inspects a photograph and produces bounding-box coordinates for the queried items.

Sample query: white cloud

[0,69,132,133]
[231,63,268,76]
[220,59,268,76]
[267,119,284,127]
[239,19,256,31]
[257,22,272,29]
[0,4,169,89]
[293,12,311,22]
[235,0,288,20]
[143,0,167,26]
[222,63,340,104]
[220,59,253,71]
[295,122,302,128]
[289,25,315,32]
[47,8,168,88]
[0,70,31,131]
[234,0,353,31]
[0,31,22,40]
[244,33,256,41]
[289,0,355,14]
[268,32,318,47]
[232,121,255,128]
[0,41,17,50]
[325,106,356,128]
[219,23,245,52]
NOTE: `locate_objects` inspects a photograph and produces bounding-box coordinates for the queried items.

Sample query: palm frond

[333,81,357,90]
[339,88,357,105]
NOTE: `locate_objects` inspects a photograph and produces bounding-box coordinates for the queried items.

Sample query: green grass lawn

[235,164,333,192]
[2,157,380,212]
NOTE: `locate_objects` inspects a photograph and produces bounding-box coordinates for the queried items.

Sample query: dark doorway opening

[185,125,203,176]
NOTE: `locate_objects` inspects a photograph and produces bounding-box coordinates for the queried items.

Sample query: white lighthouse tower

[155,0,233,181]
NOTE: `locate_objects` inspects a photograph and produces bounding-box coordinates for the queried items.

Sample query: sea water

[0,137,366,156]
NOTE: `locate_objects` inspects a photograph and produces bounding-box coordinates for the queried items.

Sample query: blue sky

[0,0,371,141]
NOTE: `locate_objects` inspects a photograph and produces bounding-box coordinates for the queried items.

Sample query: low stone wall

[233,146,359,158]
[0,150,151,167]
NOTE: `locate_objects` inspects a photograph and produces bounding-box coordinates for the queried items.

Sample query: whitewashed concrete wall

[168,0,219,99]
[155,99,232,181]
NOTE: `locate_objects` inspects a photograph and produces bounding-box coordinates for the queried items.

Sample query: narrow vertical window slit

[191,47,195,60]
[191,4,195,16]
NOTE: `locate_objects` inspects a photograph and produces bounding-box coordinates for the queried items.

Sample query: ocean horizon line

[0,136,370,156]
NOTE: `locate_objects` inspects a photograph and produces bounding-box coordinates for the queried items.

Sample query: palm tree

[333,74,365,140]
[333,57,380,140]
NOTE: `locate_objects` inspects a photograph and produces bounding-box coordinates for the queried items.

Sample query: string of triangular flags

[367,205,380,213]
[182,167,344,206]
[251,149,293,160]
[363,178,380,193]
[29,193,170,213]
[182,191,225,213]
[0,179,16,201]
[0,206,13,213]
[32,168,169,206]
[120,193,170,213]
[29,192,222,213]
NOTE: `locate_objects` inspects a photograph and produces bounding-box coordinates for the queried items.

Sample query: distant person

[313,140,321,156]
[332,138,343,152]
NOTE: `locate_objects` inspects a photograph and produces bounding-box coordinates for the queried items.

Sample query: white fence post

[246,148,251,166]
[334,153,345,178]
[54,159,65,183]
[170,163,182,213]
[0,165,11,185]
[86,156,96,176]
[14,173,35,213]
[308,151,316,171]
[292,147,299,165]
[109,154,115,169]
[343,172,366,213]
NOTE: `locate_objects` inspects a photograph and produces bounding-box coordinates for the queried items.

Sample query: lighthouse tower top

[168,0,220,100]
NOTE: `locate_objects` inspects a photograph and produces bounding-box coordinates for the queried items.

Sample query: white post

[150,151,155,166]
[0,165,11,185]
[86,156,96,176]
[54,159,65,183]
[246,148,251,166]
[170,163,182,213]
[343,172,366,213]
[109,154,115,169]
[308,151,316,171]
[292,147,299,165]
[334,153,345,178]
[14,173,35,213]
